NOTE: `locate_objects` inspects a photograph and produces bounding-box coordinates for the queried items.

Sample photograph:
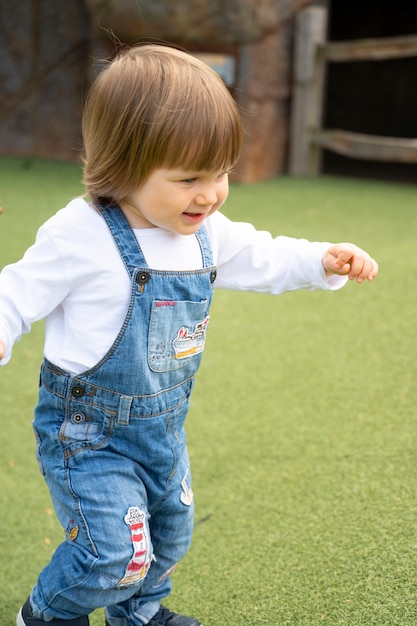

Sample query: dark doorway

[323,0,417,183]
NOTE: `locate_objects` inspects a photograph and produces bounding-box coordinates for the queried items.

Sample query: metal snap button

[210,269,217,283]
[72,385,85,398]
[136,271,150,285]
[71,412,85,424]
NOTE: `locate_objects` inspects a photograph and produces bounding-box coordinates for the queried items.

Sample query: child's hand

[0,339,5,360]
[322,243,378,283]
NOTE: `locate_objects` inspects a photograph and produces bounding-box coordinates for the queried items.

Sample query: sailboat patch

[173,316,210,360]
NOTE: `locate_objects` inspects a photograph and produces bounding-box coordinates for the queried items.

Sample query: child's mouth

[182,212,205,223]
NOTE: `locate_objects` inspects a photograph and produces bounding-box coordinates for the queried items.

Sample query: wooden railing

[288,6,417,176]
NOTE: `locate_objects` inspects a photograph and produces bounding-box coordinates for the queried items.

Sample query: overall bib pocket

[148,299,210,373]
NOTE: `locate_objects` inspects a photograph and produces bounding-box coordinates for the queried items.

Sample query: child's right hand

[0,339,5,360]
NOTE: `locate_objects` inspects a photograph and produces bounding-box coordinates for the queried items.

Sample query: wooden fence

[289,6,417,176]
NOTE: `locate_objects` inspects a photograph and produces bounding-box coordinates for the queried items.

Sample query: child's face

[120,168,229,234]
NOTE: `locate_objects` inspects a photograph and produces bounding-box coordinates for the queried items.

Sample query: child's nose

[194,184,217,206]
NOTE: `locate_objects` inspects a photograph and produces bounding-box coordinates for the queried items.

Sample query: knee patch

[117,506,153,587]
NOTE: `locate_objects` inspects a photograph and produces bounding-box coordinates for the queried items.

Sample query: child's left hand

[322,243,378,283]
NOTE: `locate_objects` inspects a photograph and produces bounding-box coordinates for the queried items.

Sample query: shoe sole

[16,608,25,626]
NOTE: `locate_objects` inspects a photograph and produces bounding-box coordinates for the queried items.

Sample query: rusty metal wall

[0,0,90,160]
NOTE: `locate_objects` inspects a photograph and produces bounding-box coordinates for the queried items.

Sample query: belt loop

[118,395,133,426]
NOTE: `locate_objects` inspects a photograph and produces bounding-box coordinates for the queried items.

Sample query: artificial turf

[0,156,415,625]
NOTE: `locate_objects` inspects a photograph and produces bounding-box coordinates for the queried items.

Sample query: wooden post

[289,6,327,176]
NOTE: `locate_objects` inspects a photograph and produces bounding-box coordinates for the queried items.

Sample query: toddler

[0,45,378,626]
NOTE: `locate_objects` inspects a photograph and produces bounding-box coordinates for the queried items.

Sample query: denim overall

[30,206,216,625]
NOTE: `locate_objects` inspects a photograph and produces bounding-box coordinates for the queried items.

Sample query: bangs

[158,97,243,174]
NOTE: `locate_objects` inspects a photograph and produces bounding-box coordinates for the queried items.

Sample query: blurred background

[0,0,416,184]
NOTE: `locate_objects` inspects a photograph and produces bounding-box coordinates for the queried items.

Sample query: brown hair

[82,44,243,204]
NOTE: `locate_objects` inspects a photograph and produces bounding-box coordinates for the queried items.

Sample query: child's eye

[181,178,197,184]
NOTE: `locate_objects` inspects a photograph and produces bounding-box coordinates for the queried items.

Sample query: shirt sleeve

[0,226,70,365]
[206,211,347,294]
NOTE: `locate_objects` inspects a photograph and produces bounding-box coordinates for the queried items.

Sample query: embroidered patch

[173,316,210,360]
[180,468,194,506]
[65,519,79,541]
[119,506,152,586]
[156,563,177,583]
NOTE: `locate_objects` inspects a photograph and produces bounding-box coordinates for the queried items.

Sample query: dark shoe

[105,604,202,626]
[17,597,89,625]
[147,605,202,626]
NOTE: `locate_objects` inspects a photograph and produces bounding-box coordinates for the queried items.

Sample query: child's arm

[322,243,378,283]
[0,339,4,360]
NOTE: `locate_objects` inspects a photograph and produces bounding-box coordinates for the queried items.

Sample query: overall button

[210,269,217,283]
[136,271,150,285]
[71,412,85,424]
[72,385,85,398]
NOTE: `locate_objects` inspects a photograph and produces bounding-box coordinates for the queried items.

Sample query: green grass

[0,155,416,625]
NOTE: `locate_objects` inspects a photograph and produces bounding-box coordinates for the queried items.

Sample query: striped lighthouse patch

[119,506,152,585]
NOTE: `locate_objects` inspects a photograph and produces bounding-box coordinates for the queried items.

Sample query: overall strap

[194,224,214,268]
[99,205,148,276]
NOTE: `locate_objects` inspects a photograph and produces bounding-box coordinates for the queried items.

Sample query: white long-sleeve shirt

[0,198,345,373]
